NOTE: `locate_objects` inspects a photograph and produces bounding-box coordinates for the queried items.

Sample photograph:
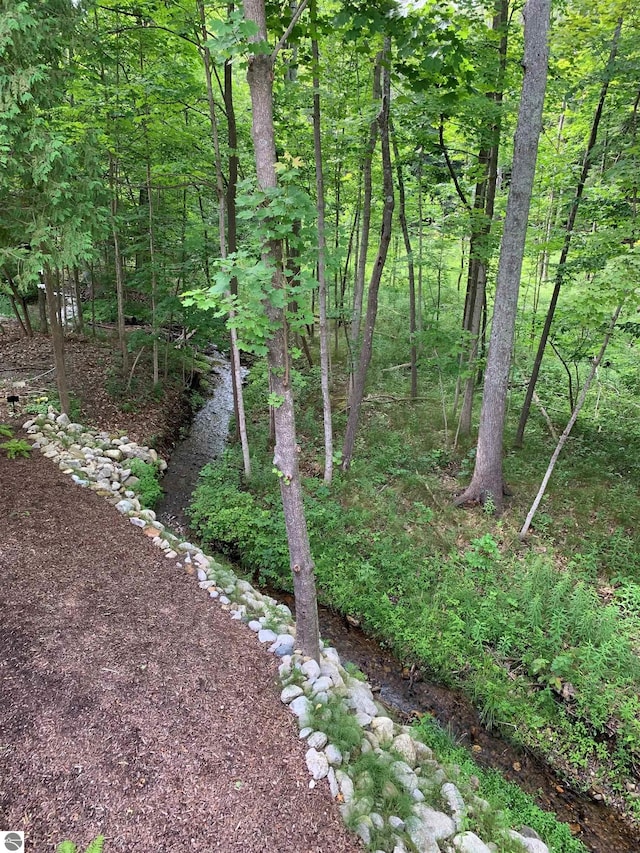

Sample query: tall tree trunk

[349,54,382,387]
[391,125,418,399]
[244,0,319,661]
[38,287,48,334]
[311,0,334,482]
[198,0,251,479]
[72,266,84,333]
[457,0,509,437]
[109,155,128,377]
[455,0,550,513]
[514,17,623,447]
[342,38,394,471]
[43,267,70,415]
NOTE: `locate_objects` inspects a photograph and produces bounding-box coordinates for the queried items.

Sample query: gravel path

[0,450,361,853]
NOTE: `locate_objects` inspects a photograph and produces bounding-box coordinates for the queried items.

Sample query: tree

[456,0,551,513]
[243,0,320,661]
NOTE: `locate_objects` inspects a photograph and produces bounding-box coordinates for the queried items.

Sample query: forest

[2,0,640,848]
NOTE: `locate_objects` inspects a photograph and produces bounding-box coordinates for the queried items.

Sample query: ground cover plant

[188,307,640,828]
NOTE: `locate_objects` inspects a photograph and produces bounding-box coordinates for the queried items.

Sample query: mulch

[0,449,361,853]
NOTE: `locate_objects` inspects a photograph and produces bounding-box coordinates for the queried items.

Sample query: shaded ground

[0,326,189,455]
[0,449,361,853]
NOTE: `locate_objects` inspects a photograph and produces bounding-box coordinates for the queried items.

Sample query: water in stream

[156,356,640,853]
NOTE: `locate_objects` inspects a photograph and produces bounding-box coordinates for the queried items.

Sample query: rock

[508,834,549,853]
[258,628,277,644]
[56,413,70,427]
[370,812,384,830]
[327,767,339,798]
[104,448,122,461]
[371,715,395,745]
[289,695,312,719]
[392,733,417,766]
[319,660,345,688]
[269,634,295,657]
[116,499,135,514]
[280,684,303,704]
[197,568,208,582]
[248,620,262,632]
[335,770,354,802]
[345,679,378,717]
[307,731,328,750]
[391,761,419,792]
[388,815,405,831]
[324,743,342,766]
[453,832,493,853]
[305,748,329,780]
[442,782,466,830]
[411,804,456,841]
[129,517,146,528]
[404,816,440,853]
[414,740,433,763]
[165,550,178,559]
[218,595,230,605]
[311,675,333,695]
[301,659,321,681]
[355,817,372,845]
[299,727,313,739]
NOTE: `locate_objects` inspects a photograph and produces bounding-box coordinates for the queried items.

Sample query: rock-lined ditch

[24,408,552,853]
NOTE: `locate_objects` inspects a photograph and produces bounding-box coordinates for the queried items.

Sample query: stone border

[23,410,550,853]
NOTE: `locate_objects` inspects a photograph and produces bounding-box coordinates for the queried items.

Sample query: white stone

[392,733,417,766]
[248,620,262,633]
[165,550,178,559]
[301,659,321,681]
[454,832,493,853]
[280,684,303,704]
[327,767,339,798]
[307,731,328,750]
[345,679,378,717]
[508,834,549,853]
[411,804,456,841]
[324,743,342,766]
[370,715,395,745]
[129,517,146,528]
[305,748,329,780]
[258,628,277,644]
[442,782,466,830]
[391,760,419,792]
[335,770,354,802]
[116,499,135,514]
[104,448,122,461]
[311,675,333,695]
[388,816,405,831]
[289,695,312,719]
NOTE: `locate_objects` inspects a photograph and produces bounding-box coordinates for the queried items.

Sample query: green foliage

[56,837,104,853]
[128,458,163,509]
[0,437,31,458]
[0,424,13,437]
[304,694,363,754]
[414,717,586,853]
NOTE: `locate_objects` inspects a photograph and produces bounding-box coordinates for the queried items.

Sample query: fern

[56,837,104,853]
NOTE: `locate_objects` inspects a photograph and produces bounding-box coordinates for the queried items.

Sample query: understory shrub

[128,458,163,509]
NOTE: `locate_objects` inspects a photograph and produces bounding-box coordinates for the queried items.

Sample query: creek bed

[156,356,640,853]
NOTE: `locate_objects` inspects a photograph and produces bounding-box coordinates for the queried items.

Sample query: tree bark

[244,0,320,661]
[514,17,623,447]
[455,0,550,513]
[342,38,394,471]
[311,0,334,482]
[43,267,70,415]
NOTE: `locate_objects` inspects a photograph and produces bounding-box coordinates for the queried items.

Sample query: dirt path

[0,450,361,853]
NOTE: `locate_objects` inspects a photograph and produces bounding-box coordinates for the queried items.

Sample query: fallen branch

[532,390,557,440]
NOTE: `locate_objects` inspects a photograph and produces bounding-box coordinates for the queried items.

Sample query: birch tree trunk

[456,0,550,513]
[244,0,320,661]
[311,0,333,482]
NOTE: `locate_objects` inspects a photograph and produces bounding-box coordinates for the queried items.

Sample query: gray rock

[258,628,277,644]
[299,727,313,739]
[391,760,419,792]
[301,659,321,681]
[56,413,70,427]
[453,832,493,853]
[404,816,440,853]
[370,715,395,745]
[305,747,329,780]
[218,595,230,605]
[324,743,342,766]
[355,817,372,845]
[411,804,456,841]
[248,620,262,633]
[345,679,378,716]
[335,770,354,802]
[442,782,467,830]
[327,767,339,798]
[129,517,146,528]
[388,815,405,831]
[269,634,295,657]
[116,499,135,514]
[508,834,549,853]
[307,731,328,750]
[281,684,303,704]
[311,675,333,694]
[289,695,312,719]
[392,733,417,766]
[104,448,122,461]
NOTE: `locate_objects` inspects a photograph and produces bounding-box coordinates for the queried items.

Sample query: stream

[156,356,640,853]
